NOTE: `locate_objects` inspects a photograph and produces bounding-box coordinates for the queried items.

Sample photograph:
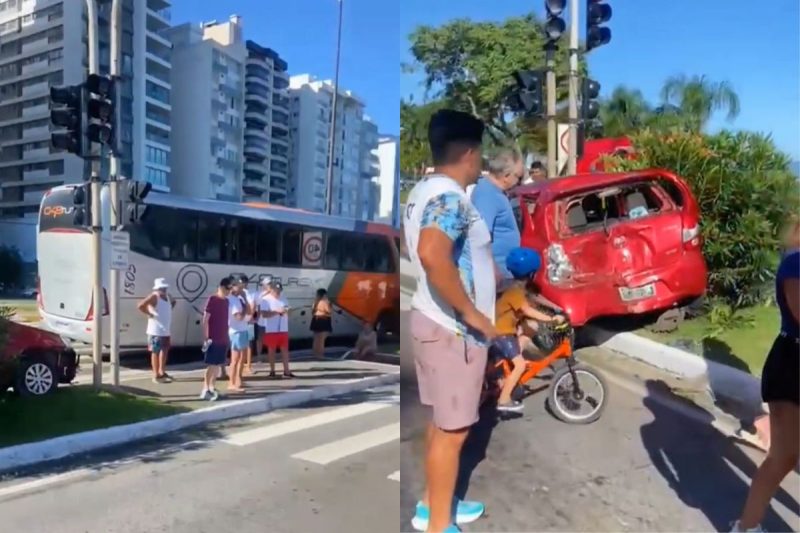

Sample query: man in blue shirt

[470,146,525,287]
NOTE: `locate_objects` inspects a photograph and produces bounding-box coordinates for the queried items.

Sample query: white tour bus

[37,184,400,349]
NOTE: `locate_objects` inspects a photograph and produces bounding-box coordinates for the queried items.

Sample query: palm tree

[659,74,740,131]
[598,86,653,137]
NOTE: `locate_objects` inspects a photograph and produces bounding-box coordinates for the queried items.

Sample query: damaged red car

[510,169,707,326]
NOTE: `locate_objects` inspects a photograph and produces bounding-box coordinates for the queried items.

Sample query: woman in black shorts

[732,216,800,533]
[310,288,333,360]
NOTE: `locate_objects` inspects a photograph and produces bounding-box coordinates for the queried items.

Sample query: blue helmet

[506,247,541,279]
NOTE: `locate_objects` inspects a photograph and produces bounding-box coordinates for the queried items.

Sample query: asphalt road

[399,311,800,533]
[0,385,400,533]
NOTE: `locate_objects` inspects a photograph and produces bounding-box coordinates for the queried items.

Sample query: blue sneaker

[443,525,461,533]
[410,499,485,531]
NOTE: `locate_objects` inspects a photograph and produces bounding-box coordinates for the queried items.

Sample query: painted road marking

[388,470,400,482]
[222,402,391,446]
[291,423,400,465]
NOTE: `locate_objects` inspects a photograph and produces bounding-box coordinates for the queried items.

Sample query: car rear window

[562,181,674,234]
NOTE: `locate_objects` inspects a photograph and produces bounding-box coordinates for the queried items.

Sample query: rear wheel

[546,363,607,424]
[14,355,58,396]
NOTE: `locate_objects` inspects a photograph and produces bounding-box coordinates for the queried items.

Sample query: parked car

[0,317,78,396]
[509,169,707,327]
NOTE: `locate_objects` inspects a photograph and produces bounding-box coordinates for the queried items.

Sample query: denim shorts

[204,342,228,366]
[492,335,521,360]
[229,330,249,351]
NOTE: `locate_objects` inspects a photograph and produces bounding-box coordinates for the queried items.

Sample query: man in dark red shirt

[201,277,232,401]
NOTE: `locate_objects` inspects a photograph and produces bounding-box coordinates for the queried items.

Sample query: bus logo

[42,205,74,218]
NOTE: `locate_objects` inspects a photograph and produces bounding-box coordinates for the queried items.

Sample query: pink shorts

[410,310,488,431]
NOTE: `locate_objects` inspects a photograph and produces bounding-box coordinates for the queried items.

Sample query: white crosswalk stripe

[291,423,400,465]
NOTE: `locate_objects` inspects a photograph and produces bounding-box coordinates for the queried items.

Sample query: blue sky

[172,0,399,135]
[399,0,800,161]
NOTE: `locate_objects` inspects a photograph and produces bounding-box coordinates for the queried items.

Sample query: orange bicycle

[481,318,608,424]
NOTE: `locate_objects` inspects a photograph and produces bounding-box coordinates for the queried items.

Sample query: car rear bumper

[543,253,708,326]
[58,347,78,384]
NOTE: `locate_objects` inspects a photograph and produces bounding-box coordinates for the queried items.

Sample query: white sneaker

[199,389,211,400]
[731,520,766,532]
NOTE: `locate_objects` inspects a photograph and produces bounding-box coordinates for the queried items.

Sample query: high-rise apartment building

[375,135,399,227]
[243,39,290,204]
[358,117,380,221]
[0,0,172,261]
[288,74,378,219]
[168,15,245,201]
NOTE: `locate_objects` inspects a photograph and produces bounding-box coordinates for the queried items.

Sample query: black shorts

[491,335,521,360]
[761,333,799,405]
[310,316,333,333]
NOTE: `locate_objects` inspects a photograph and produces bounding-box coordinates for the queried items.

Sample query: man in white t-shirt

[237,275,257,376]
[253,276,272,368]
[258,280,294,379]
[227,278,251,391]
[404,109,497,533]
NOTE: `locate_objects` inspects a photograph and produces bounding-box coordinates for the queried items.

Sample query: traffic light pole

[567,0,579,175]
[85,0,103,390]
[545,47,557,178]
[108,0,122,387]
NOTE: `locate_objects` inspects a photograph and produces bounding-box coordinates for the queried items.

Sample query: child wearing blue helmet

[493,246,565,412]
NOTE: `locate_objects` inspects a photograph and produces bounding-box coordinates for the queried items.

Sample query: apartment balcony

[146,9,171,34]
[245,111,268,127]
[270,151,288,163]
[271,135,289,146]
[246,91,268,107]
[269,176,288,190]
[22,103,48,118]
[272,94,290,111]
[24,147,49,159]
[244,143,268,159]
[244,160,267,175]
[0,198,40,209]
[245,73,270,90]
[21,37,49,55]
[146,50,170,69]
[244,128,268,142]
[147,5,171,26]
[21,59,49,76]
[243,177,268,191]
[22,125,49,139]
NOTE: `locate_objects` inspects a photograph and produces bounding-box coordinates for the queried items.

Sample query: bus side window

[341,234,365,271]
[282,227,302,266]
[256,222,280,266]
[197,214,226,262]
[365,236,392,273]
[324,232,343,270]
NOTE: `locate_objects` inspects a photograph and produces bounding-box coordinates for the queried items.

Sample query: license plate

[619,283,655,302]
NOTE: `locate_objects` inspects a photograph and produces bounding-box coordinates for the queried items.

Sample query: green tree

[597,86,653,138]
[399,98,447,176]
[659,74,740,131]
[605,130,799,308]
[0,246,23,290]
[406,14,577,149]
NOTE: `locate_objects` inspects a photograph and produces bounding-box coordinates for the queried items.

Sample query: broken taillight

[546,244,574,284]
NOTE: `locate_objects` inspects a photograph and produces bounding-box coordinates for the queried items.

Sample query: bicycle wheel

[546,363,607,424]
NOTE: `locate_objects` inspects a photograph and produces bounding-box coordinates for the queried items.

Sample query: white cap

[153,278,169,290]
[260,276,273,287]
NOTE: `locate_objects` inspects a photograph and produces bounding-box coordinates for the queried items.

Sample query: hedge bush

[606,130,799,308]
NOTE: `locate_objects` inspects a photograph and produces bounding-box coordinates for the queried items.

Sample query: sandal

[268,371,279,379]
[283,372,296,378]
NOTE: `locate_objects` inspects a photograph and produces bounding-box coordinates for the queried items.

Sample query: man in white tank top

[137,278,176,384]
[404,109,497,533]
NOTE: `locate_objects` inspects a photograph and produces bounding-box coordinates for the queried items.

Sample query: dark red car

[0,318,78,396]
[510,169,707,326]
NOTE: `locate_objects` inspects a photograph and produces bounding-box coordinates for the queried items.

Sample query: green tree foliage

[0,246,23,290]
[405,14,577,150]
[605,130,799,308]
[400,98,447,176]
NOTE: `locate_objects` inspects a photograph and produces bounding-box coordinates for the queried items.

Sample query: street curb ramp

[583,325,763,416]
[0,372,400,474]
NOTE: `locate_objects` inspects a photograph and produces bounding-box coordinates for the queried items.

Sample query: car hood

[1,318,67,362]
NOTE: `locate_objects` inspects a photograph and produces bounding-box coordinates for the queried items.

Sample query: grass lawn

[639,305,780,376]
[0,299,39,323]
[0,386,188,448]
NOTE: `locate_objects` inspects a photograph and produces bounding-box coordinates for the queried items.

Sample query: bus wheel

[375,310,398,343]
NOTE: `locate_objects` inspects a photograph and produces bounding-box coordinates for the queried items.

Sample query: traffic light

[85,74,115,148]
[543,0,566,50]
[49,84,84,156]
[72,183,91,227]
[586,0,612,52]
[122,180,152,224]
[510,70,545,117]
[581,78,601,120]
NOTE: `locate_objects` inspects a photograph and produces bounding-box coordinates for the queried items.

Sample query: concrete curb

[0,372,400,474]
[583,325,762,412]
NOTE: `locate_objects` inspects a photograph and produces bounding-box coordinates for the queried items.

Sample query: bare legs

[422,422,469,532]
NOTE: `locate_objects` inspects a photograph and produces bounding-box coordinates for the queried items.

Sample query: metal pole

[545,47,557,178]
[567,0,579,175]
[325,0,343,215]
[85,0,102,389]
[108,0,122,387]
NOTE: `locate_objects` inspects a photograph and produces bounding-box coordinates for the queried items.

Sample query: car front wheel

[15,356,58,396]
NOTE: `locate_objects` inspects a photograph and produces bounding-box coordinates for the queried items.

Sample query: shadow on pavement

[455,402,500,503]
[640,379,799,533]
